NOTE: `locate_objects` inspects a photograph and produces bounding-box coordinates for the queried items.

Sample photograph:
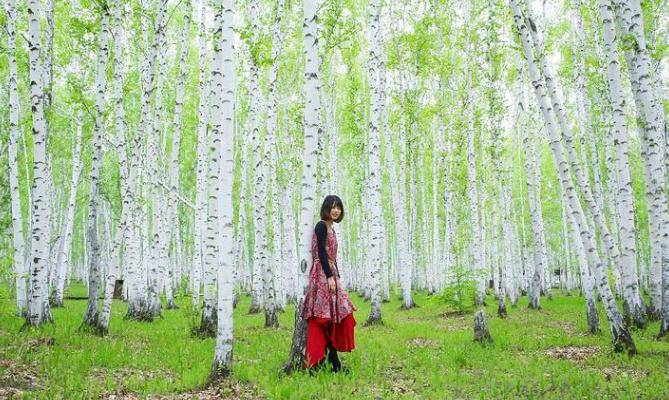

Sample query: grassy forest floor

[1,284,669,399]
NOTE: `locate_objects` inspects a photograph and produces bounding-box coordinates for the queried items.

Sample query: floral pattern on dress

[300,225,356,324]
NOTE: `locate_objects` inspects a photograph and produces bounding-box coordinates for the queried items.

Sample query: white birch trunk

[6,0,28,317]
[282,0,322,373]
[192,0,211,313]
[502,189,519,306]
[53,111,84,307]
[83,5,111,329]
[146,0,169,319]
[565,188,601,333]
[200,87,222,336]
[597,0,646,327]
[25,0,53,327]
[382,72,400,296]
[526,1,633,320]
[234,127,249,303]
[398,80,412,309]
[510,0,635,354]
[533,135,551,298]
[263,0,286,328]
[283,186,298,300]
[465,0,485,305]
[165,0,192,310]
[571,0,615,296]
[523,114,543,310]
[211,0,235,378]
[365,0,384,324]
[612,0,669,330]
[247,0,264,315]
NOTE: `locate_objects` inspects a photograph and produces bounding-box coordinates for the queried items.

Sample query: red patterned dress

[301,222,356,367]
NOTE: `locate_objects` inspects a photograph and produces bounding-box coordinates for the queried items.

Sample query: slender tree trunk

[502,188,519,306]
[523,107,544,310]
[526,0,635,323]
[6,0,28,317]
[597,0,646,328]
[247,0,264,315]
[146,0,169,320]
[366,0,384,324]
[262,0,287,328]
[611,0,669,332]
[83,4,111,330]
[25,0,54,328]
[52,111,84,307]
[200,110,222,336]
[282,0,321,374]
[84,3,110,329]
[398,79,412,309]
[566,192,601,333]
[465,1,485,306]
[510,0,635,354]
[43,0,54,109]
[571,0,615,300]
[192,0,211,313]
[164,0,192,311]
[210,0,235,380]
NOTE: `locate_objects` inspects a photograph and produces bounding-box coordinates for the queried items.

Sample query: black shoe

[327,347,341,372]
[327,347,350,374]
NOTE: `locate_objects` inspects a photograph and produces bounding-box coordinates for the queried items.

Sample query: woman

[301,195,356,372]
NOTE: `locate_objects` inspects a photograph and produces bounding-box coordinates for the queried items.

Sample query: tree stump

[497,295,507,319]
[473,310,493,344]
[113,280,124,300]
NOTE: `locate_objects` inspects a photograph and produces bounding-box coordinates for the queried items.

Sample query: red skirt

[305,314,356,367]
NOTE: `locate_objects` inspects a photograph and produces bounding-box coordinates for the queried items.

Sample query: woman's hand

[327,277,336,293]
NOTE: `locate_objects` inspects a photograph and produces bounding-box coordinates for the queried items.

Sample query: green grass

[2,286,669,399]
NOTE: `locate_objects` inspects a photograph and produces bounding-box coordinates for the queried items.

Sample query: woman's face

[330,206,342,222]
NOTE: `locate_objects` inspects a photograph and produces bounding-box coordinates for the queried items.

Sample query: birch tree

[6,0,28,317]
[465,0,486,306]
[145,0,169,320]
[210,0,235,379]
[52,111,84,308]
[522,105,544,310]
[262,0,287,328]
[247,0,265,315]
[166,0,192,310]
[611,0,669,334]
[25,0,54,328]
[596,0,646,327]
[282,0,321,374]
[192,0,211,313]
[83,3,111,330]
[365,0,384,324]
[509,0,636,354]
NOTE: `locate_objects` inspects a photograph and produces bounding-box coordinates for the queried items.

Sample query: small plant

[440,264,482,314]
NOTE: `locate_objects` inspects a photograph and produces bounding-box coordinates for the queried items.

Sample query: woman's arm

[315,221,333,278]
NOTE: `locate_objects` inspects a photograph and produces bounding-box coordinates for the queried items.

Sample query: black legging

[327,344,341,372]
[314,344,341,372]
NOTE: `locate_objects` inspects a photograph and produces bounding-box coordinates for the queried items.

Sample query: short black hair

[320,195,344,223]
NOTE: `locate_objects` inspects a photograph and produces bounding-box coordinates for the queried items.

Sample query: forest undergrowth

[1,285,668,399]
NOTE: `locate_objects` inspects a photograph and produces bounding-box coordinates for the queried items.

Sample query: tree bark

[6,0,28,317]
[210,0,235,381]
[509,0,635,354]
[83,4,111,330]
[25,0,54,328]
[282,0,322,374]
[597,0,646,328]
[52,111,84,308]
